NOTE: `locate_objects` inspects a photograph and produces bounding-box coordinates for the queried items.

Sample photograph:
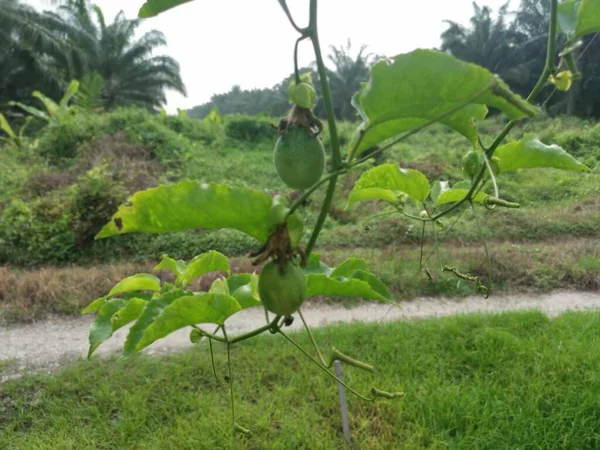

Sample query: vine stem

[278,329,374,402]
[294,36,309,84]
[303,0,343,256]
[298,308,327,366]
[191,316,281,345]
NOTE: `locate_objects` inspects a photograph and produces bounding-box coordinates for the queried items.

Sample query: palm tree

[0,0,71,111]
[440,2,525,74]
[325,40,374,121]
[43,0,186,111]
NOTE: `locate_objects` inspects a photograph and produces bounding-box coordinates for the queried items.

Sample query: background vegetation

[0,0,599,323]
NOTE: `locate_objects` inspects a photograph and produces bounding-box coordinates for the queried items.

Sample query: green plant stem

[298,309,327,366]
[305,179,337,256]
[277,0,307,34]
[286,167,347,218]
[293,36,309,84]
[278,329,374,402]
[191,317,281,345]
[308,0,341,170]
[302,0,344,257]
[208,337,220,384]
[527,0,558,103]
[223,327,236,435]
[431,0,558,221]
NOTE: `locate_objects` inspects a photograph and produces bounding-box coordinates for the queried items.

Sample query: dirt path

[2,290,600,381]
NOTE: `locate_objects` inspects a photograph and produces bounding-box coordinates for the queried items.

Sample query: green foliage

[70,165,128,246]
[0,114,33,150]
[351,49,538,156]
[87,297,147,358]
[495,138,591,173]
[304,254,393,302]
[76,72,105,112]
[42,2,186,112]
[10,80,80,126]
[0,197,74,266]
[574,0,600,38]
[224,114,275,142]
[128,292,242,355]
[348,163,430,204]
[96,181,274,243]
[177,250,231,287]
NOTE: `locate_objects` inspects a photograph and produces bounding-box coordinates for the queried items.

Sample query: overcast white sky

[31,0,511,111]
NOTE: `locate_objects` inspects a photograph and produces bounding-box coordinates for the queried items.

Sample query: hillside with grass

[1,108,599,322]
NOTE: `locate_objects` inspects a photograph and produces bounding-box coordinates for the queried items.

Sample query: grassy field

[0,110,599,322]
[3,310,600,449]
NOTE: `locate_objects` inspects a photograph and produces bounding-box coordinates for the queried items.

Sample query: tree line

[1,0,598,121]
[189,0,600,120]
[1,0,185,115]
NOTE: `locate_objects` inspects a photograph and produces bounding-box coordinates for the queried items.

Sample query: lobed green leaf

[96,181,273,243]
[107,273,161,297]
[208,274,261,310]
[154,254,187,278]
[558,0,581,36]
[430,180,450,204]
[124,289,192,356]
[351,49,539,155]
[575,0,600,38]
[306,273,393,303]
[330,258,368,278]
[435,189,488,206]
[87,298,147,358]
[305,256,393,303]
[495,138,590,173]
[348,163,430,204]
[177,250,230,287]
[131,293,241,354]
[303,253,334,276]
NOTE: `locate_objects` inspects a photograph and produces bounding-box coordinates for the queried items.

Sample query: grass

[3,310,600,448]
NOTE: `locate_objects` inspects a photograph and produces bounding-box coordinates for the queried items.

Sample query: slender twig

[470,202,493,297]
[298,309,327,366]
[285,167,348,219]
[293,36,309,84]
[419,222,426,270]
[208,337,221,384]
[278,329,374,401]
[223,327,236,435]
[302,0,345,256]
[277,0,307,34]
[191,317,281,345]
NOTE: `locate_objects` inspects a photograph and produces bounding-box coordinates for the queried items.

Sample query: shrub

[70,164,127,247]
[162,115,221,144]
[36,114,105,164]
[224,114,275,143]
[0,197,74,266]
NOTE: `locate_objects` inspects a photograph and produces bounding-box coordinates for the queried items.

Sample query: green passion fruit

[274,127,325,190]
[258,260,306,316]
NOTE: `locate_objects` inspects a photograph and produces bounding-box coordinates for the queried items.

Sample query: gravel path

[2,290,600,380]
